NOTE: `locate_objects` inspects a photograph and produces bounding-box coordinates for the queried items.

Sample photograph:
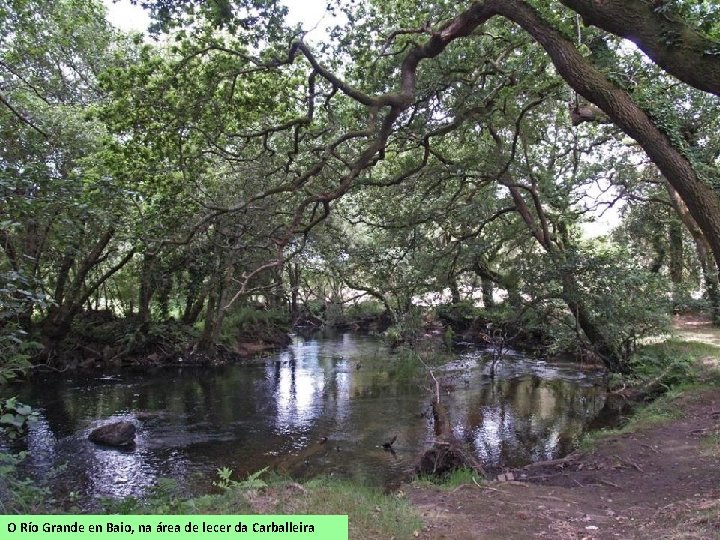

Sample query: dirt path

[409,318,720,540]
[674,314,720,348]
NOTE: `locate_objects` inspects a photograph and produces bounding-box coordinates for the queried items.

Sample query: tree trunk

[503,180,620,368]
[449,278,461,304]
[669,219,684,286]
[487,0,720,275]
[138,254,155,334]
[650,236,666,274]
[481,276,495,309]
[41,231,133,349]
[288,263,301,318]
[211,265,235,344]
[198,288,218,352]
[182,294,206,325]
[666,184,720,325]
[558,0,720,97]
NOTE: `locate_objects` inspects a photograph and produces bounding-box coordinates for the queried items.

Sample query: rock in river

[88,421,136,448]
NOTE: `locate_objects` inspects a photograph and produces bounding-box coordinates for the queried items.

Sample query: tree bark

[182,292,206,325]
[481,276,495,309]
[287,263,301,317]
[138,253,155,334]
[666,183,720,324]
[484,0,720,275]
[449,278,462,304]
[558,0,720,97]
[198,287,218,352]
[669,219,684,285]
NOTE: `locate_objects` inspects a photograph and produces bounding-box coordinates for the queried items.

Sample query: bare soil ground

[409,316,720,540]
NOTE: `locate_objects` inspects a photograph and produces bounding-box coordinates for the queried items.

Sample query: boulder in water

[88,421,136,448]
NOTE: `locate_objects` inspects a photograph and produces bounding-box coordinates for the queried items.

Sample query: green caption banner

[0,516,347,540]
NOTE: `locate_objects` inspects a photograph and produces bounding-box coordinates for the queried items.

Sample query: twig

[429,369,440,404]
[599,479,620,488]
[473,477,495,490]
[613,454,644,473]
[521,452,582,469]
[640,443,659,454]
[0,92,48,138]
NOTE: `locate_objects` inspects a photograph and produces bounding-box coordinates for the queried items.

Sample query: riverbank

[407,315,720,539]
[205,362,719,539]
[3,317,718,539]
[160,317,719,539]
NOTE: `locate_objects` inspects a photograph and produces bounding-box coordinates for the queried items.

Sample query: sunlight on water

[9,334,606,505]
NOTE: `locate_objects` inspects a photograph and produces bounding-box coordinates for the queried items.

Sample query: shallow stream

[10,334,607,503]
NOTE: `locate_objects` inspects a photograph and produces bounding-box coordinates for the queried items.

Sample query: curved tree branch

[559,0,720,97]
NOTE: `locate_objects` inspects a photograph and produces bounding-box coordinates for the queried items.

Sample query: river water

[10,334,607,503]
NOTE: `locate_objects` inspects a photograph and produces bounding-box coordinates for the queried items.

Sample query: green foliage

[582,339,720,449]
[114,320,197,356]
[578,250,671,360]
[0,327,38,384]
[0,271,46,381]
[218,307,289,346]
[101,478,189,514]
[383,309,424,347]
[621,339,720,389]
[383,326,403,348]
[0,452,51,513]
[0,398,38,440]
[415,467,481,489]
[344,301,385,322]
[213,466,269,490]
[435,302,485,332]
[292,477,421,540]
[520,243,672,365]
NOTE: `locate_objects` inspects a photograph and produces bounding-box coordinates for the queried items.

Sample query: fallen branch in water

[416,362,486,478]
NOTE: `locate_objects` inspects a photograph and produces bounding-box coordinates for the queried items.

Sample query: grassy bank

[0,465,422,540]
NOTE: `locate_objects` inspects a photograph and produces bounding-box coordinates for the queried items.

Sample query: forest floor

[408,315,720,540]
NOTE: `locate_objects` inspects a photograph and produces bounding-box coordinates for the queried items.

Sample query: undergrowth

[2,462,422,539]
[413,467,482,490]
[580,338,720,450]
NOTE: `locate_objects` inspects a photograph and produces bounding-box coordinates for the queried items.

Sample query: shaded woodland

[2,0,720,377]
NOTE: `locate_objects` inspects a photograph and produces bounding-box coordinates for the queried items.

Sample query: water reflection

[8,334,606,504]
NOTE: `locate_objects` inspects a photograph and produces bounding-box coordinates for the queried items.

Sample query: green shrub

[435,301,484,331]
[218,306,289,345]
[344,301,385,321]
[0,452,51,513]
[0,398,39,440]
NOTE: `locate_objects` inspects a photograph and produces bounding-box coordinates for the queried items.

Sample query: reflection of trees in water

[16,336,606,498]
[453,375,605,468]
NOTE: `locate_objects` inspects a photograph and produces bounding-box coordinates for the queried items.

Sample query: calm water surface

[11,334,606,503]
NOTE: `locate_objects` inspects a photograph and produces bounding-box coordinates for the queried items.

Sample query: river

[9,333,607,504]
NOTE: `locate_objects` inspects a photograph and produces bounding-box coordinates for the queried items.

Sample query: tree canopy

[1,0,719,374]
